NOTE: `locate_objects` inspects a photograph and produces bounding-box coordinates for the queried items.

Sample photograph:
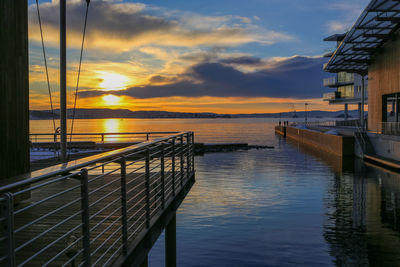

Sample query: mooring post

[165,214,177,267]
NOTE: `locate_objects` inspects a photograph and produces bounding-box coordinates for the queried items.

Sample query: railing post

[145,149,151,228]
[2,193,15,267]
[172,138,176,196]
[161,143,165,209]
[146,133,149,141]
[191,132,195,173]
[180,135,184,187]
[101,134,104,144]
[120,157,128,255]
[80,169,91,267]
[186,133,190,179]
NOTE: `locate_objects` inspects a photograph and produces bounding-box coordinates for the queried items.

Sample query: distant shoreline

[30,108,365,120]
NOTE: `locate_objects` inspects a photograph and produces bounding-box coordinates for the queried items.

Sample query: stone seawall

[279,126,354,157]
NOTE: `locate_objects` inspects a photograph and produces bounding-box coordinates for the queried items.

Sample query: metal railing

[29,132,180,144]
[378,122,400,136]
[291,119,361,128]
[1,132,195,266]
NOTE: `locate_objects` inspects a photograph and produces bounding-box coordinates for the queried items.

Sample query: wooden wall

[0,0,30,180]
[369,30,400,132]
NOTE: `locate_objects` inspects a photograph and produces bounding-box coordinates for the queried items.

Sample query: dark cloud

[31,1,176,40]
[79,56,330,99]
[149,75,178,84]
[220,56,264,66]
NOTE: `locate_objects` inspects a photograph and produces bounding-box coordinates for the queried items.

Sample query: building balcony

[323,77,339,87]
[323,77,354,88]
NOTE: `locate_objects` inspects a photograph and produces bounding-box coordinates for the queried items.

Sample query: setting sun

[102,94,121,106]
[98,72,129,91]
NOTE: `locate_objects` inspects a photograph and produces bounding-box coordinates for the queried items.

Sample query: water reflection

[102,119,122,142]
[102,118,121,133]
[286,137,354,174]
[323,158,400,266]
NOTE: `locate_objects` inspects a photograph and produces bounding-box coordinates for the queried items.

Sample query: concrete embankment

[275,126,354,157]
[274,126,286,137]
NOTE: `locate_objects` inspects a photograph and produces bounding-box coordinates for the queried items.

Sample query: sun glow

[102,94,121,106]
[98,72,130,91]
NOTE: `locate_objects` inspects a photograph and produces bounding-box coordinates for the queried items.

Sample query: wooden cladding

[368,30,400,132]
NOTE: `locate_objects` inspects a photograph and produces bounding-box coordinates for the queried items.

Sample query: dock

[1,132,195,266]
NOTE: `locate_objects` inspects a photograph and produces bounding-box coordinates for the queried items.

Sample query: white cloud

[326,21,349,33]
[29,0,293,52]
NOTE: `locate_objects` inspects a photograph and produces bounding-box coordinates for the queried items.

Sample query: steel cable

[69,0,91,146]
[36,0,56,132]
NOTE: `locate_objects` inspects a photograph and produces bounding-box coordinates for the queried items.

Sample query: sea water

[31,118,400,266]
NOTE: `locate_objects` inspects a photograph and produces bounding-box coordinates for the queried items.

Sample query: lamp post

[305,103,308,125]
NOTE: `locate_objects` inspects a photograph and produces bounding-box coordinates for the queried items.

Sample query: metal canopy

[324,0,400,75]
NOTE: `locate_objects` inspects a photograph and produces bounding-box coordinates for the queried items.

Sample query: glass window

[338,72,354,83]
[338,85,354,98]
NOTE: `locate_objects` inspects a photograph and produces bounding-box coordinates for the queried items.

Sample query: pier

[0,132,195,266]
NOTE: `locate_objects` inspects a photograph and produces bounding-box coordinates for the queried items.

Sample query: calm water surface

[31,119,400,266]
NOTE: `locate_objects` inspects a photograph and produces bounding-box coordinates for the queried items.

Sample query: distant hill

[30,108,366,120]
[30,109,232,119]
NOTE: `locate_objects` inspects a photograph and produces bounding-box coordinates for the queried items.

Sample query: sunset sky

[28,0,369,114]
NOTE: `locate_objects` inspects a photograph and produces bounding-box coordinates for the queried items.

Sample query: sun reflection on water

[102,119,122,142]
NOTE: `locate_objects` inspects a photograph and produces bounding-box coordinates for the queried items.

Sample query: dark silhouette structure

[0,0,30,180]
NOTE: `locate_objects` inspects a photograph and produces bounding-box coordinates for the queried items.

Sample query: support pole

[344,104,348,121]
[60,0,67,162]
[165,214,177,267]
[361,75,365,130]
[0,0,30,179]
[304,103,308,124]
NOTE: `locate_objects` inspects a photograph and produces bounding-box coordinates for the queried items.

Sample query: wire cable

[69,0,91,146]
[36,0,56,132]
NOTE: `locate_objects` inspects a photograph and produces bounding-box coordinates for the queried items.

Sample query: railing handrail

[1,131,191,194]
[30,131,180,136]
